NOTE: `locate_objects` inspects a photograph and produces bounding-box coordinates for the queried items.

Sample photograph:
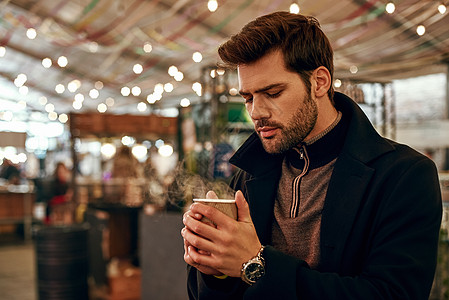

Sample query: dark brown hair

[218,11,334,101]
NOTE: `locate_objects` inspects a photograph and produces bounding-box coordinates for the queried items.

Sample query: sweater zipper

[290,145,309,218]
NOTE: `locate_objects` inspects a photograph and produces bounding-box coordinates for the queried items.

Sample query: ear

[312,67,331,98]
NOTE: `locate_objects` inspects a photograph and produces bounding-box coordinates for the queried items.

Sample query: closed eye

[266,91,281,98]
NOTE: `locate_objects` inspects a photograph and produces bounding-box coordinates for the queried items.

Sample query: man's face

[238,50,318,154]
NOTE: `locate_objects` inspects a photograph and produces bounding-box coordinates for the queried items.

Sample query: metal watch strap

[256,245,265,262]
[241,245,265,285]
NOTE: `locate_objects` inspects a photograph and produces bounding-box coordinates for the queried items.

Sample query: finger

[187,245,219,270]
[184,212,217,237]
[182,226,216,254]
[206,190,219,199]
[187,247,221,275]
[183,229,211,255]
[235,190,252,223]
[190,203,234,229]
[198,249,211,255]
[183,210,203,224]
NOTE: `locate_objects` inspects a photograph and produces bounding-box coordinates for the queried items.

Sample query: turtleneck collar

[286,110,348,170]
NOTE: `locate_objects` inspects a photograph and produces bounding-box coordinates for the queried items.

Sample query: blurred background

[0,0,449,299]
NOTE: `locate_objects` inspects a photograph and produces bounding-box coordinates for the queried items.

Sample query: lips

[257,126,278,138]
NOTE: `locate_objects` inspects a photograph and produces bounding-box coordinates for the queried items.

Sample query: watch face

[244,262,265,283]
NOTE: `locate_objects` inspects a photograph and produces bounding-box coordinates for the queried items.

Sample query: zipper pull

[299,147,304,159]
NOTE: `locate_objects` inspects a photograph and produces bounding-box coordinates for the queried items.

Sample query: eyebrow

[239,83,287,96]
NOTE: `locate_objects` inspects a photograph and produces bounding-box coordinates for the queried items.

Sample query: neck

[305,96,338,143]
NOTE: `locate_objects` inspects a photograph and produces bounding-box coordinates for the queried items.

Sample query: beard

[257,93,318,154]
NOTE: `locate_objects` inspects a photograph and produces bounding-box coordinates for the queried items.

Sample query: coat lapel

[319,153,375,271]
[246,176,279,245]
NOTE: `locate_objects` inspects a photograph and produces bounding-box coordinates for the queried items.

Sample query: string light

[386,1,395,14]
[45,103,55,113]
[290,1,300,14]
[143,42,152,53]
[350,66,358,74]
[97,103,107,113]
[95,81,103,90]
[192,82,201,91]
[168,65,178,77]
[19,86,28,95]
[48,111,58,121]
[207,0,218,12]
[147,94,156,104]
[153,93,162,101]
[38,96,47,105]
[121,86,131,96]
[192,52,203,62]
[438,3,447,14]
[121,136,133,146]
[74,93,84,102]
[416,25,426,36]
[334,79,342,88]
[180,98,191,107]
[154,83,164,94]
[67,80,80,92]
[58,113,68,123]
[133,63,143,74]
[17,153,27,163]
[26,28,37,39]
[132,144,147,160]
[192,82,202,96]
[101,144,116,159]
[106,97,115,106]
[137,102,147,112]
[14,74,27,87]
[42,58,52,68]
[131,86,142,96]
[73,101,83,110]
[164,83,174,92]
[57,56,68,67]
[54,84,65,94]
[174,71,184,81]
[89,89,100,99]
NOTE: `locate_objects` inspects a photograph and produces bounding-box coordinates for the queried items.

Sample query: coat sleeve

[187,158,442,300]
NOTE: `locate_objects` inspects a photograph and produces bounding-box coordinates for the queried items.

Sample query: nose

[247,97,271,120]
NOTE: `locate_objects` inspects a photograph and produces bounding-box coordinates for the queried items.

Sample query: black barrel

[34,224,90,300]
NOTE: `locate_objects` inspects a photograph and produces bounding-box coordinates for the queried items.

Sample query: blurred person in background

[46,162,73,224]
[111,146,143,179]
[0,158,21,185]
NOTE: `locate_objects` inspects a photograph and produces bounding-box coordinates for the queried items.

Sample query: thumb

[235,190,252,223]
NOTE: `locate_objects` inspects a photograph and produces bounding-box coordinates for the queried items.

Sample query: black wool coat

[187,92,442,300]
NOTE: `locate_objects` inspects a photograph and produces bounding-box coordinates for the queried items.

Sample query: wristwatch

[241,246,266,285]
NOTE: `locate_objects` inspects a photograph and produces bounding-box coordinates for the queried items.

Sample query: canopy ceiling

[0,0,448,119]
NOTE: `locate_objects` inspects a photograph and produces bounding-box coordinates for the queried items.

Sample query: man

[181,11,442,299]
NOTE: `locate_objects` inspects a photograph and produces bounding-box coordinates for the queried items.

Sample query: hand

[181,190,261,278]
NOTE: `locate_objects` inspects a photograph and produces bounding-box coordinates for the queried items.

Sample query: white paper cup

[193,198,237,225]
